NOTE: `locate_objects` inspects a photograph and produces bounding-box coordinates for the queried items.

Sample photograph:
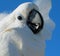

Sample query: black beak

[27,9,44,34]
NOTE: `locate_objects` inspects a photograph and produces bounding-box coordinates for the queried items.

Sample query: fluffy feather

[0,1,55,56]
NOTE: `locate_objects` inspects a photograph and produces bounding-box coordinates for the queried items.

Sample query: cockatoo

[0,0,55,56]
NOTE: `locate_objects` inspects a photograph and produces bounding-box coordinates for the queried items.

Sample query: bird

[0,1,55,56]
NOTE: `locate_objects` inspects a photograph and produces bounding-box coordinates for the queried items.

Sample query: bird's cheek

[17,21,26,28]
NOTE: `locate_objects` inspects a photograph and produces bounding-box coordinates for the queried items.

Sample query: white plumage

[0,0,55,56]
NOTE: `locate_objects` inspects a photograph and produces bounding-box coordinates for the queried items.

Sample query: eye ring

[17,16,22,20]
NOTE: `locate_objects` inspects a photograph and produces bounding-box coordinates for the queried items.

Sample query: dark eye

[17,16,22,20]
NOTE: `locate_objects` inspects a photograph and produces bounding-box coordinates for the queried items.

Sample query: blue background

[0,0,60,56]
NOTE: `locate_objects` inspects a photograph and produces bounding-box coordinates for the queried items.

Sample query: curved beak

[27,9,44,34]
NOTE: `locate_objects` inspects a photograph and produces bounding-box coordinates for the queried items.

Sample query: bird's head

[10,2,44,34]
[0,2,55,56]
[0,2,55,40]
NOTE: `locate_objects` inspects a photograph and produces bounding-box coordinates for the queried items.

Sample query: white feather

[0,1,55,56]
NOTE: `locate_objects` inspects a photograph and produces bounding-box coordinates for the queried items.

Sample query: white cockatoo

[0,0,55,56]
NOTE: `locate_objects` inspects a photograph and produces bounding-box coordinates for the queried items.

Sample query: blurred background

[0,0,60,56]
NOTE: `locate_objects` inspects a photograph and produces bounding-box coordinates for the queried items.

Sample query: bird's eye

[17,16,22,20]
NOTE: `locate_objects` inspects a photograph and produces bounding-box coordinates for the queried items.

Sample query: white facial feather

[0,0,55,56]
